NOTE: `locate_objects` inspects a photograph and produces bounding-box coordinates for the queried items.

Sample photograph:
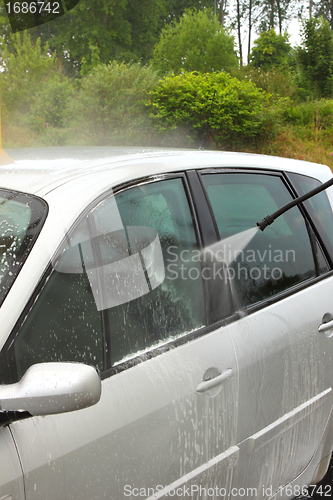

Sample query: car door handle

[318,313,333,337]
[196,368,233,394]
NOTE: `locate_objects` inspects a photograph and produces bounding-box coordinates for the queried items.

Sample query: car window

[0,189,47,306]
[92,178,206,368]
[201,172,325,311]
[0,177,206,383]
[0,197,31,280]
[288,172,333,264]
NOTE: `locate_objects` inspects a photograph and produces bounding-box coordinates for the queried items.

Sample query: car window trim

[85,212,109,370]
[236,270,333,316]
[186,170,234,323]
[185,170,219,247]
[100,316,241,380]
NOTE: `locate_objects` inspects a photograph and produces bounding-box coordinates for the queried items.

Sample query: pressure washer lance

[257,176,333,231]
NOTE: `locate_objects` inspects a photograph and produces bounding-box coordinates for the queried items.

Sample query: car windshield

[0,189,48,305]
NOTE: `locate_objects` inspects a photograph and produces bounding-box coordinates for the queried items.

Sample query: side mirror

[0,362,101,416]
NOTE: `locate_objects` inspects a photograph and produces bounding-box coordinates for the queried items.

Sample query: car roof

[1,147,332,200]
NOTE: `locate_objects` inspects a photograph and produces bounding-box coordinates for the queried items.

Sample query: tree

[276,0,293,33]
[18,0,166,74]
[0,4,13,50]
[125,0,167,63]
[228,0,294,65]
[257,0,293,33]
[231,0,261,66]
[314,0,333,29]
[34,0,132,74]
[235,0,246,66]
[217,0,229,26]
[247,0,261,63]
[152,9,238,74]
[297,17,333,97]
[249,29,291,69]
[0,32,57,114]
[162,0,212,23]
[259,0,276,30]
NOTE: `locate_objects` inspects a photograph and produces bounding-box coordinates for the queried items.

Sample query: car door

[0,175,239,499]
[0,425,25,500]
[199,169,333,498]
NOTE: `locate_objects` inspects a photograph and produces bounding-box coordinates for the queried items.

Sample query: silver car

[1,147,333,500]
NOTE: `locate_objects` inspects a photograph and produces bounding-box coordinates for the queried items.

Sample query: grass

[256,125,333,170]
[3,123,37,149]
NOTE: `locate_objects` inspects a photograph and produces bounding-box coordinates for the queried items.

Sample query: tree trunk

[327,0,333,29]
[269,0,275,29]
[236,0,243,66]
[219,0,227,26]
[248,0,253,64]
[276,0,282,32]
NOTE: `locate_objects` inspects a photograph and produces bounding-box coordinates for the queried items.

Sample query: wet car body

[1,147,333,500]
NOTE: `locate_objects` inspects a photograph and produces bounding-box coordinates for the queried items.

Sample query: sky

[288,18,302,46]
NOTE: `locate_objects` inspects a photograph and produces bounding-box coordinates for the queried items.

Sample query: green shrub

[29,76,74,134]
[147,71,276,149]
[68,61,160,145]
[0,33,57,115]
[232,67,299,101]
[282,100,333,128]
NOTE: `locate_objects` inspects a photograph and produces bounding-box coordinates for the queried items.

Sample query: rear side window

[201,172,326,310]
[288,172,333,264]
[0,177,206,383]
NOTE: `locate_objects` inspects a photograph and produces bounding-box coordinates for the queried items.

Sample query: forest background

[1,0,333,168]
